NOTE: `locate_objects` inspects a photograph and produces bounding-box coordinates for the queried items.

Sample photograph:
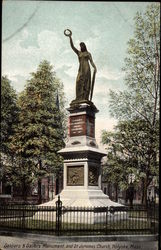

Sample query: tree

[109,4,160,124]
[4,156,36,201]
[0,76,19,190]
[103,4,160,205]
[1,76,19,154]
[9,60,66,203]
[102,127,138,203]
[102,119,159,204]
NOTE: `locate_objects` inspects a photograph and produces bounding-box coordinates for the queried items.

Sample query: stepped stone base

[42,187,122,207]
[34,187,127,223]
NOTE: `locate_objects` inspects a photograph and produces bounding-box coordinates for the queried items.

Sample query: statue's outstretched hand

[64,29,72,37]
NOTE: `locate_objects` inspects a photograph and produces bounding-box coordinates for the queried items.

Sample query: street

[0,234,158,250]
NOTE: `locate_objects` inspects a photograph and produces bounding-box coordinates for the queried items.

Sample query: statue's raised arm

[64,29,96,106]
[64,29,78,55]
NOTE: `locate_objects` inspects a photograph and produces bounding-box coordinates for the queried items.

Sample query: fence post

[22,206,25,229]
[105,207,108,235]
[56,195,62,236]
[148,200,156,234]
[152,201,156,234]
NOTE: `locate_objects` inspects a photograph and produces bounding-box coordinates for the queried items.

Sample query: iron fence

[0,196,158,236]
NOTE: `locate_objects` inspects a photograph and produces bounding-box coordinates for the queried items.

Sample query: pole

[90,71,96,101]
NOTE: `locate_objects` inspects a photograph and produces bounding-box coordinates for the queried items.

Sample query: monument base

[35,188,127,223]
[34,103,127,223]
[42,187,121,207]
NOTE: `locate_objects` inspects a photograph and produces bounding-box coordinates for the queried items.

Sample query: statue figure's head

[80,42,87,52]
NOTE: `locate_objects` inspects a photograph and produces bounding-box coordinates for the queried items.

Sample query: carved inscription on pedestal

[87,116,95,138]
[69,114,95,137]
[67,165,84,186]
[70,115,86,137]
[88,166,98,186]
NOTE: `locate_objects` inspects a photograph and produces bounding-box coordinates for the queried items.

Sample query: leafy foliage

[102,4,160,204]
[1,76,19,154]
[109,4,160,124]
[1,76,19,182]
[6,60,66,201]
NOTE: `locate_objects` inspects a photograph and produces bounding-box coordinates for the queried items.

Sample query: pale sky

[2,1,151,148]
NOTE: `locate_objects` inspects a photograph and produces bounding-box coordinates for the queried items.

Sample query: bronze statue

[64,29,97,105]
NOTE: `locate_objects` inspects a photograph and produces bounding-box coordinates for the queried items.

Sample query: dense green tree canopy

[12,60,65,170]
[1,76,19,154]
[1,76,19,182]
[5,60,66,202]
[109,4,160,126]
[102,4,160,204]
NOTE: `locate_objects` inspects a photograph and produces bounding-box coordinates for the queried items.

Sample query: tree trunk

[115,184,118,202]
[38,179,42,204]
[22,180,27,204]
[142,177,148,206]
[38,159,42,204]
[48,176,50,201]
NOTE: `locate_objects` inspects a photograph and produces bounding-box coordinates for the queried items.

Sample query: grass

[0,205,158,236]
[0,218,154,236]
[128,210,148,218]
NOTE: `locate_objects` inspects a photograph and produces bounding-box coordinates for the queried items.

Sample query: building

[0,174,63,205]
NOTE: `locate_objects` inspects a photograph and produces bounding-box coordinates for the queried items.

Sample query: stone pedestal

[44,103,122,208]
[35,102,127,223]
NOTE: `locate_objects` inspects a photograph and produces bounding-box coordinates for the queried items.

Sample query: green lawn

[0,206,158,236]
[0,218,154,235]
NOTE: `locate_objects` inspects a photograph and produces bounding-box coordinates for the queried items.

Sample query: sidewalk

[0,231,159,250]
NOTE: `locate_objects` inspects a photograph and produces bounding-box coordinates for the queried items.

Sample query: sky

[2,1,152,148]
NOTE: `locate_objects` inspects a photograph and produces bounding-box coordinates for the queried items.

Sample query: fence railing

[0,196,158,236]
